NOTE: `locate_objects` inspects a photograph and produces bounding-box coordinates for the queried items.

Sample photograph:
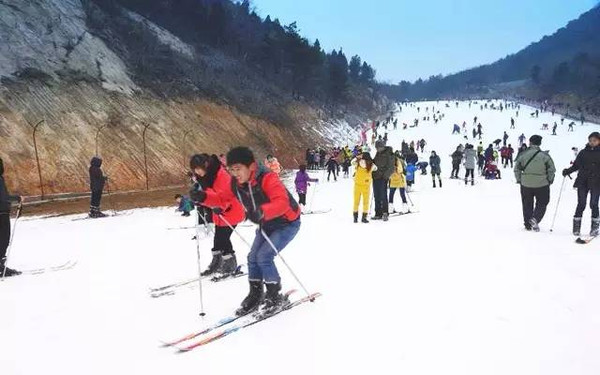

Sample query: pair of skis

[388,211,417,218]
[161,290,321,352]
[149,266,246,298]
[2,260,78,279]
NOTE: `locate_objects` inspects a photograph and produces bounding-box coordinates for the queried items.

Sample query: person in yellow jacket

[352,152,377,223]
[389,153,410,213]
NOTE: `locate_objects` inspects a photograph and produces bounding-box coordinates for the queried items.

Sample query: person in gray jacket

[514,135,556,231]
[463,144,477,186]
[372,141,396,221]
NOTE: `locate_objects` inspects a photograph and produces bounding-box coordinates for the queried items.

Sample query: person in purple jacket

[294,164,319,212]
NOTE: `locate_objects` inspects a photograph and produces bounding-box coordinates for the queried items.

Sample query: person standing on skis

[429,151,442,188]
[514,135,556,231]
[226,147,301,316]
[294,164,319,212]
[463,144,477,185]
[0,158,23,277]
[389,152,409,213]
[372,141,395,221]
[450,146,463,179]
[89,157,108,218]
[189,154,245,277]
[353,152,377,223]
[562,132,600,237]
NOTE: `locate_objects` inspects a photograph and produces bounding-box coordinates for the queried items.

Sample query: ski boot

[0,258,21,277]
[432,180,436,188]
[371,215,382,221]
[235,280,264,316]
[591,218,600,237]
[382,212,389,222]
[353,212,358,223]
[471,179,474,186]
[201,251,222,276]
[218,253,238,275]
[438,179,442,188]
[529,218,540,232]
[262,282,288,313]
[573,217,582,236]
[361,213,369,223]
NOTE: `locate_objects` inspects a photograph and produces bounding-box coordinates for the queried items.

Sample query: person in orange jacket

[264,154,282,175]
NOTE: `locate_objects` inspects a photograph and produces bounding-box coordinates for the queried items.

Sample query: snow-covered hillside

[2,101,600,375]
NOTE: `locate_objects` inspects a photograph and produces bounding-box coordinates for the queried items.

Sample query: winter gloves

[189,188,206,203]
[246,208,264,224]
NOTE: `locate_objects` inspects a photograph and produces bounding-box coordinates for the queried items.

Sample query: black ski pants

[0,213,10,260]
[451,163,460,178]
[575,186,600,219]
[298,193,307,206]
[90,190,103,208]
[465,169,474,181]
[372,179,389,216]
[213,225,236,256]
[520,185,550,225]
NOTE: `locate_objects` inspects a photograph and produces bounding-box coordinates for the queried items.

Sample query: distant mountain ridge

[381,5,600,113]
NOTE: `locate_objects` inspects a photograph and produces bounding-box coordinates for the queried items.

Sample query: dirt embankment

[0,80,354,198]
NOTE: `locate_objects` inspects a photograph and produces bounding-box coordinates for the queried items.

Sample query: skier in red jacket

[225,146,301,315]
[189,154,245,276]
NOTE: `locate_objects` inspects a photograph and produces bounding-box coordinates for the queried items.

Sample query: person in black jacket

[0,157,23,277]
[89,157,108,218]
[372,141,396,221]
[563,132,600,236]
[450,146,463,179]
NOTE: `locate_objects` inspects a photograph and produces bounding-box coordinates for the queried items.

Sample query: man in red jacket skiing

[225,147,301,316]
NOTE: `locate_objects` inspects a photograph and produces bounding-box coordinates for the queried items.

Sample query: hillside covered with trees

[381,4,600,114]
[0,0,386,196]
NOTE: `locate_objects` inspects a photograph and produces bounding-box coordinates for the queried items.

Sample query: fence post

[142,122,151,191]
[30,119,45,200]
[182,129,192,169]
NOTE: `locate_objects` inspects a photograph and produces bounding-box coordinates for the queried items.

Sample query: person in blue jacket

[406,163,417,190]
[175,194,194,217]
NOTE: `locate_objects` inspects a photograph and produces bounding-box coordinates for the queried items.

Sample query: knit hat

[529,135,542,146]
[588,132,600,141]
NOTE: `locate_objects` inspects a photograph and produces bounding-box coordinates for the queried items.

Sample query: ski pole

[259,228,314,300]
[405,189,415,207]
[217,214,253,248]
[194,208,213,317]
[306,181,318,214]
[2,202,23,280]
[550,175,569,233]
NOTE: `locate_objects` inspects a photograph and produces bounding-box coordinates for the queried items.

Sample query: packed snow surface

[2,101,600,375]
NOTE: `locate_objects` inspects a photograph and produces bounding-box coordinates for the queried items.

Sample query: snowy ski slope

[1,100,600,375]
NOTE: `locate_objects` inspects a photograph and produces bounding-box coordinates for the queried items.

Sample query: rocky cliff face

[0,0,385,196]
